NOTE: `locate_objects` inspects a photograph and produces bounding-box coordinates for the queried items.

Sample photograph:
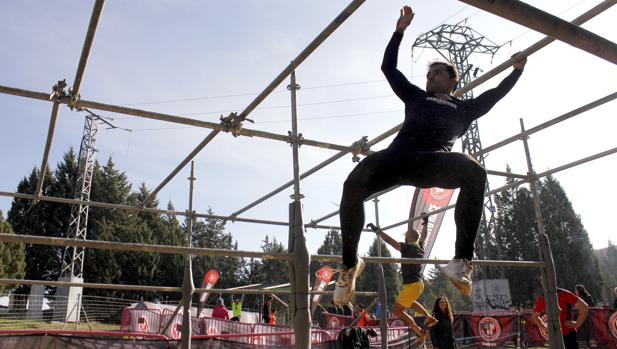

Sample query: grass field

[0,318,120,331]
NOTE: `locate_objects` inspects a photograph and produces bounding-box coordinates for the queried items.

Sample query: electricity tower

[413,23,503,277]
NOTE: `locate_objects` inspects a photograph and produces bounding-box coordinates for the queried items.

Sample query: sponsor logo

[429,187,450,202]
[609,311,617,339]
[426,96,458,109]
[328,316,341,328]
[479,317,501,342]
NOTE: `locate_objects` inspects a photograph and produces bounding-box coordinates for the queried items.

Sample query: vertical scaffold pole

[287,71,311,348]
[180,161,196,349]
[373,198,389,349]
[520,119,564,349]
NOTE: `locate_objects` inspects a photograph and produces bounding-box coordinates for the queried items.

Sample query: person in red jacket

[211,298,230,320]
[532,288,588,349]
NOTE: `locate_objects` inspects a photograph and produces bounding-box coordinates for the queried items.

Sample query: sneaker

[333,257,365,305]
[443,258,474,297]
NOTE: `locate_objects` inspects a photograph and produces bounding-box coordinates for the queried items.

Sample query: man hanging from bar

[334,5,527,303]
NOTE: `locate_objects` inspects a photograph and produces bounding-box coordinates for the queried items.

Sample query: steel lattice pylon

[413,23,502,276]
[60,112,101,279]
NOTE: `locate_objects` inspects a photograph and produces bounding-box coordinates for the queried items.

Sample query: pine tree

[597,241,617,288]
[0,212,26,292]
[191,209,244,291]
[8,162,68,285]
[539,175,604,297]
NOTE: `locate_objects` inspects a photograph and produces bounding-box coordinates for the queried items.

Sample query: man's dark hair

[428,61,459,80]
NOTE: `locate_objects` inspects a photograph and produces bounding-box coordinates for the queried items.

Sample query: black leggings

[340,144,487,267]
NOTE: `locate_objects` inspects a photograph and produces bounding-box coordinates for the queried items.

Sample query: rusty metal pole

[458,0,617,65]
[287,71,311,348]
[520,119,564,349]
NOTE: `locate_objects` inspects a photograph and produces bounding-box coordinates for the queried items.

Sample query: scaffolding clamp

[67,87,82,110]
[287,132,304,147]
[49,79,68,103]
[220,112,253,137]
[351,136,370,162]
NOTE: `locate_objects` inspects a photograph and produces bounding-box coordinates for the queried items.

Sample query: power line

[123,79,389,107]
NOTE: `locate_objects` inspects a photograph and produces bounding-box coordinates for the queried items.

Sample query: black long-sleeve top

[430,312,456,349]
[381,32,522,151]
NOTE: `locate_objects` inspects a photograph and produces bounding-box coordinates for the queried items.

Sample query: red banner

[409,187,454,266]
[197,269,220,317]
[310,266,335,315]
[467,314,518,347]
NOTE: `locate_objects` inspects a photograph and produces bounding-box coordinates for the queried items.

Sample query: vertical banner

[310,266,335,316]
[409,187,455,269]
[197,269,220,317]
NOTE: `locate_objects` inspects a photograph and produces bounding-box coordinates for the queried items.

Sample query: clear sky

[1,1,616,270]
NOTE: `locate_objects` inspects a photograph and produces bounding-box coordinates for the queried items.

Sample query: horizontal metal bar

[381,144,617,232]
[0,190,335,230]
[313,255,545,268]
[0,85,354,153]
[486,169,527,179]
[476,91,617,157]
[0,233,545,268]
[454,0,616,97]
[458,0,617,65]
[0,278,378,296]
[0,233,291,260]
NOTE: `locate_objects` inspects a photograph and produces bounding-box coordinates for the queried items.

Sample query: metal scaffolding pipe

[487,169,527,179]
[71,0,105,98]
[454,0,616,97]
[146,1,367,217]
[239,0,366,119]
[0,278,378,297]
[477,91,617,157]
[0,85,353,153]
[0,190,336,230]
[231,123,400,217]
[520,119,564,349]
[143,130,219,207]
[0,233,291,260]
[0,233,545,268]
[458,0,617,65]
[34,101,61,198]
[380,144,617,232]
[310,91,616,226]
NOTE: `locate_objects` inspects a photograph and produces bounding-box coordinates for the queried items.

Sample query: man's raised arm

[381,6,422,101]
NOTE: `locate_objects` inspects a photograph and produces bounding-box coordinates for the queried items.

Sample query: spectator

[231,296,243,322]
[574,284,594,345]
[262,295,272,324]
[327,300,340,314]
[342,303,353,316]
[269,309,277,325]
[532,288,588,349]
[211,298,229,320]
[355,303,369,327]
[575,285,595,307]
[430,297,456,349]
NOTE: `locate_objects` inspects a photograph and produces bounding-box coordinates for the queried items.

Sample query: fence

[0,293,132,331]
